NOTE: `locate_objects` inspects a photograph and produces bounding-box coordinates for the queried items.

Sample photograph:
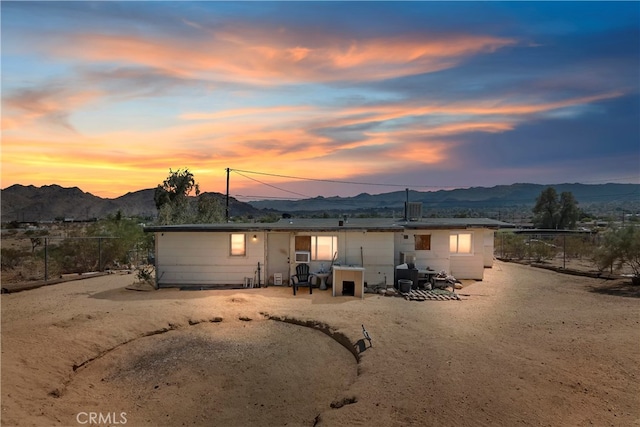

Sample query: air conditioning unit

[294,251,310,263]
[405,202,423,221]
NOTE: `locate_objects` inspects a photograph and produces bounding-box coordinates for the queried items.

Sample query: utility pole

[404,188,409,221]
[226,168,230,222]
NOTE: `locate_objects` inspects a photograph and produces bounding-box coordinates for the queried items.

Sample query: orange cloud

[2,69,625,199]
[179,105,313,121]
[47,29,516,84]
[2,87,103,131]
[326,90,624,129]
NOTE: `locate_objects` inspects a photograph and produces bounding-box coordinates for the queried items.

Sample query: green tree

[87,213,147,268]
[593,226,640,284]
[154,168,223,225]
[532,187,579,229]
[195,193,224,224]
[155,168,199,225]
[154,168,200,208]
[558,191,579,229]
[533,187,559,228]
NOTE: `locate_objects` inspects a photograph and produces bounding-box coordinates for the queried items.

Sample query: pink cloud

[47,28,516,84]
[2,87,103,131]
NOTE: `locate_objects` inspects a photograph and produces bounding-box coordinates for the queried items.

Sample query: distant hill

[2,182,638,223]
[0,185,264,222]
[248,183,640,213]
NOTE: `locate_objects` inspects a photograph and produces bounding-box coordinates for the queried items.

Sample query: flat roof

[144,217,512,233]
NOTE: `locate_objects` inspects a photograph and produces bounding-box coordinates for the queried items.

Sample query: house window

[230,233,246,256]
[415,234,431,251]
[295,235,337,261]
[312,236,337,260]
[450,233,472,254]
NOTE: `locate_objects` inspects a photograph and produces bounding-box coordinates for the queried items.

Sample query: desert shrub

[556,235,595,260]
[50,238,99,274]
[528,240,557,262]
[593,226,640,284]
[497,233,527,260]
[1,248,29,271]
[135,265,155,285]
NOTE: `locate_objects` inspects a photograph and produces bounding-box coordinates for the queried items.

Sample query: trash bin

[397,279,412,293]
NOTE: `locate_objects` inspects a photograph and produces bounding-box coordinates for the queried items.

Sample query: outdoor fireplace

[342,281,355,296]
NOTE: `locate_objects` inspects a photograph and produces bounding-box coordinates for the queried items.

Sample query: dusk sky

[2,1,639,200]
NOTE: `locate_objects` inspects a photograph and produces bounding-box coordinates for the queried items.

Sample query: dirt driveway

[1,261,638,426]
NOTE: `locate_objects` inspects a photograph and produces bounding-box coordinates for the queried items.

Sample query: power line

[234,194,306,200]
[231,168,638,191]
[228,168,639,204]
[229,168,450,189]
[232,170,310,198]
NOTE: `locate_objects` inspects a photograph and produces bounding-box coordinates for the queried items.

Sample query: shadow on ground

[589,280,640,298]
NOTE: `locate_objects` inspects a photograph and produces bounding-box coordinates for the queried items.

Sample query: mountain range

[250,183,640,213]
[1,183,638,223]
[0,185,264,223]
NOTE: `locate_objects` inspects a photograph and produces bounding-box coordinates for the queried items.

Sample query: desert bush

[497,233,527,260]
[593,225,640,284]
[528,240,557,262]
[135,265,155,285]
[50,238,98,274]
[1,248,29,271]
[557,235,595,260]
[1,255,47,282]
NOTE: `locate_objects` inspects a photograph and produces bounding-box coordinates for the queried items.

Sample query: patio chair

[292,263,315,295]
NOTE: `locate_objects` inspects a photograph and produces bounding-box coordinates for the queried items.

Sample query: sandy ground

[1,261,639,427]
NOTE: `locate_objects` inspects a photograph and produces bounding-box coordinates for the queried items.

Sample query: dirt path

[1,261,638,426]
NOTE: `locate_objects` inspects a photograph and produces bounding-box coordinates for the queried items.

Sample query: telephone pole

[226,167,230,222]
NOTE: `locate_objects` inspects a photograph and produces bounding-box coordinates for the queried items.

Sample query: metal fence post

[44,238,49,281]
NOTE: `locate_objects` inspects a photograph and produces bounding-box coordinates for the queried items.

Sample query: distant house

[143,217,510,289]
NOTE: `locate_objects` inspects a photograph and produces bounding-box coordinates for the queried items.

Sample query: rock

[454,283,463,290]
[385,288,397,296]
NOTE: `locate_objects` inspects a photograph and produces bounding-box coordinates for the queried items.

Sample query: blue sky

[2,1,639,199]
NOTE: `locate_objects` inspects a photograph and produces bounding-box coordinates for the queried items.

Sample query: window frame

[294,235,337,261]
[230,233,246,256]
[450,232,473,255]
[311,235,338,261]
[414,234,432,251]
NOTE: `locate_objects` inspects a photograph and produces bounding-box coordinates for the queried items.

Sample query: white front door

[267,233,290,285]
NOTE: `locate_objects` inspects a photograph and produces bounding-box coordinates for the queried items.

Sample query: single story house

[143,217,510,289]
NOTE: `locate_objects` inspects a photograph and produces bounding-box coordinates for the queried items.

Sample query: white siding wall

[351,232,395,286]
[449,229,485,280]
[484,230,495,268]
[153,226,494,287]
[394,230,451,272]
[155,232,265,286]
[292,230,395,287]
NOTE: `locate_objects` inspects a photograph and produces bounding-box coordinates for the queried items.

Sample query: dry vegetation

[1,261,638,426]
